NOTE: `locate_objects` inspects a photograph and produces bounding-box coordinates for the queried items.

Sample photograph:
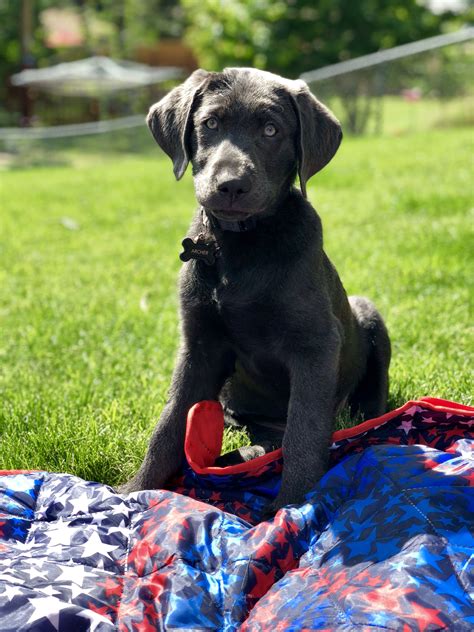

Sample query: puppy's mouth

[210,209,252,221]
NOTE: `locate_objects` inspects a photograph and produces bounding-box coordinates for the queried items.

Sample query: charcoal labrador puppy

[122,68,391,510]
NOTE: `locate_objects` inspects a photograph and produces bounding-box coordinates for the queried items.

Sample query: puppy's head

[147,68,342,220]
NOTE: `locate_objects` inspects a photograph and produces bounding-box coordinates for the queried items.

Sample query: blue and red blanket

[0,397,473,630]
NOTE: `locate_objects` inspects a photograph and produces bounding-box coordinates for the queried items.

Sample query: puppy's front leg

[272,334,340,511]
[121,335,231,493]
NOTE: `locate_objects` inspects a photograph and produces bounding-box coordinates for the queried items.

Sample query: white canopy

[11,56,183,96]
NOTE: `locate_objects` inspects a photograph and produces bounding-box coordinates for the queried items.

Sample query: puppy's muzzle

[216,174,252,206]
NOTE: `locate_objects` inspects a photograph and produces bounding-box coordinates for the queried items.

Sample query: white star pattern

[397,419,414,434]
[28,565,49,581]
[26,596,71,629]
[54,563,87,586]
[0,473,141,629]
[107,522,131,542]
[67,493,96,515]
[34,523,74,550]
[55,564,90,600]
[27,556,47,567]
[36,583,62,598]
[77,608,115,631]
[2,584,20,602]
[0,572,23,586]
[79,530,120,563]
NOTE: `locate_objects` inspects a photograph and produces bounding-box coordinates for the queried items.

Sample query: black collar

[179,209,258,266]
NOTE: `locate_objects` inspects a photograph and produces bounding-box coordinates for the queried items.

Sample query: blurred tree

[0,0,186,125]
[0,2,22,92]
[181,0,454,77]
[181,0,470,134]
[85,0,185,56]
[0,0,57,124]
[180,0,286,71]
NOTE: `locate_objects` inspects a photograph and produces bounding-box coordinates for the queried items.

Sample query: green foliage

[0,125,472,483]
[429,44,474,98]
[0,1,20,71]
[181,0,287,70]
[182,0,450,76]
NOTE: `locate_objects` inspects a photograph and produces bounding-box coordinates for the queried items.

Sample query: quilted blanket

[0,397,473,631]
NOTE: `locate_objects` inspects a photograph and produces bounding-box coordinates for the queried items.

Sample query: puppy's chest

[206,267,278,333]
[210,272,254,313]
[210,276,228,310]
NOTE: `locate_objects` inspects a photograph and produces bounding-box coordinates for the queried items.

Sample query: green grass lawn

[0,125,472,486]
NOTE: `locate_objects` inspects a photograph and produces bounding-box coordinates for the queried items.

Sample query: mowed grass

[0,126,472,486]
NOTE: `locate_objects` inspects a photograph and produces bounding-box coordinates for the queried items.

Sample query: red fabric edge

[184,398,474,477]
[185,400,283,476]
[419,396,474,412]
[184,401,224,470]
[333,397,474,441]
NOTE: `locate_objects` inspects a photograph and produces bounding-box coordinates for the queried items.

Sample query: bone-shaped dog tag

[179,237,217,265]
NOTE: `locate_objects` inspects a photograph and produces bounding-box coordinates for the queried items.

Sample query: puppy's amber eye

[205,117,218,130]
[264,123,277,137]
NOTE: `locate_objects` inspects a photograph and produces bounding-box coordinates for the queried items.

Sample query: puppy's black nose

[217,175,252,201]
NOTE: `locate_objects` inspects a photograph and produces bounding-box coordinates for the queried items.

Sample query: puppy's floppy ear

[290,80,342,198]
[147,69,210,180]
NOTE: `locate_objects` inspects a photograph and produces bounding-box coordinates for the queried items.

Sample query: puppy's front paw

[267,479,319,516]
[117,467,169,495]
[116,480,140,495]
[260,499,286,521]
[260,492,301,521]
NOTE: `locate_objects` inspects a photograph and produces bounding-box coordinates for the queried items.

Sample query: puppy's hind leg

[348,296,391,420]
